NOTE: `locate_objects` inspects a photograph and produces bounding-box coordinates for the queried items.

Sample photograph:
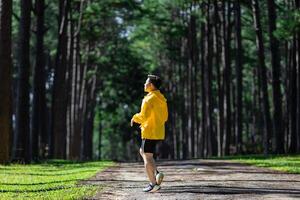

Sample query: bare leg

[139,148,156,185]
[144,153,156,184]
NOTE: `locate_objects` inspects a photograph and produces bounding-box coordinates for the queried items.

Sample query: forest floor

[82,159,300,200]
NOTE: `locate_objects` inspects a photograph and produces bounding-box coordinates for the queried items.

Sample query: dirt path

[83,159,300,200]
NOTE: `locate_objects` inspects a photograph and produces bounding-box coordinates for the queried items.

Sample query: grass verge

[213,154,300,174]
[0,160,114,200]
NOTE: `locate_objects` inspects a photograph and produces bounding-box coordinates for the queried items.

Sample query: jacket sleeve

[164,102,168,122]
[132,99,151,124]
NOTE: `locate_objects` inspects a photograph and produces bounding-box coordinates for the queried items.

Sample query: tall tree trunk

[283,40,289,152]
[252,67,259,152]
[15,0,32,163]
[83,72,97,160]
[32,0,47,160]
[70,33,82,160]
[184,38,189,158]
[222,1,232,155]
[73,0,85,160]
[188,10,197,158]
[65,7,73,159]
[98,109,102,160]
[0,0,13,164]
[52,0,69,159]
[205,1,216,156]
[295,0,300,153]
[267,0,284,154]
[175,63,181,158]
[235,0,243,154]
[200,17,206,157]
[79,45,89,160]
[181,36,187,159]
[214,1,224,157]
[289,37,297,153]
[67,9,75,159]
[251,0,273,155]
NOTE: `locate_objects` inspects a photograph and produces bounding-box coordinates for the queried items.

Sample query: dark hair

[148,74,162,89]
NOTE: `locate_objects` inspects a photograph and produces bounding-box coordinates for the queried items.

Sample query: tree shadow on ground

[159,184,300,196]
[0,169,96,176]
[0,186,76,193]
[0,179,84,186]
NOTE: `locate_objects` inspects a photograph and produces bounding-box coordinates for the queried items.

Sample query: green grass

[0,160,114,200]
[215,154,300,174]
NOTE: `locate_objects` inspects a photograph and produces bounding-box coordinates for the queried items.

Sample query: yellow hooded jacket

[132,90,168,140]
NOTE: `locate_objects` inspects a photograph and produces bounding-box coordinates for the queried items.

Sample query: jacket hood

[148,90,167,103]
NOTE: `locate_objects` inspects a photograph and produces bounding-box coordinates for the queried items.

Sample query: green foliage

[79,0,160,161]
[0,160,113,199]
[11,0,297,160]
[275,9,300,40]
[97,44,148,160]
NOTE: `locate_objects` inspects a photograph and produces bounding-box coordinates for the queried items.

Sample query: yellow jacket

[132,90,168,140]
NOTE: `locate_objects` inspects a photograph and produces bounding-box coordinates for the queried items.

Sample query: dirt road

[83,159,300,200]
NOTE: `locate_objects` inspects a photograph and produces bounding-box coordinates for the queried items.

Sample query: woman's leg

[140,147,157,184]
[144,152,156,185]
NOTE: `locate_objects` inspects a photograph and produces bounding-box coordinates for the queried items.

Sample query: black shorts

[140,139,158,154]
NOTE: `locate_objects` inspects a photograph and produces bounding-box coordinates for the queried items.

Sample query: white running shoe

[142,183,161,192]
[156,172,164,185]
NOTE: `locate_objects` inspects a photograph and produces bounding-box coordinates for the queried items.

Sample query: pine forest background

[1,0,300,163]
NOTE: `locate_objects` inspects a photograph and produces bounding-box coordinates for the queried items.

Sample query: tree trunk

[66,7,73,159]
[181,36,187,159]
[295,0,300,153]
[74,0,85,160]
[98,111,102,160]
[0,0,13,164]
[267,0,284,154]
[213,1,224,157]
[52,0,69,159]
[200,17,206,157]
[252,67,259,152]
[251,0,273,155]
[289,37,297,153]
[32,0,47,160]
[83,73,97,160]
[205,1,216,156]
[67,8,75,159]
[69,32,82,160]
[235,0,243,154]
[15,0,32,163]
[222,1,232,155]
[188,10,197,158]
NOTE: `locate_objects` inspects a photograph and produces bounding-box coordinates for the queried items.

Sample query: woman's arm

[132,99,151,124]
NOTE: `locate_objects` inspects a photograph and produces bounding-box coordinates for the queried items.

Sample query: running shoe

[156,172,164,185]
[142,183,161,192]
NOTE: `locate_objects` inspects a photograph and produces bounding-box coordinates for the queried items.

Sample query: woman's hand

[130,118,134,127]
